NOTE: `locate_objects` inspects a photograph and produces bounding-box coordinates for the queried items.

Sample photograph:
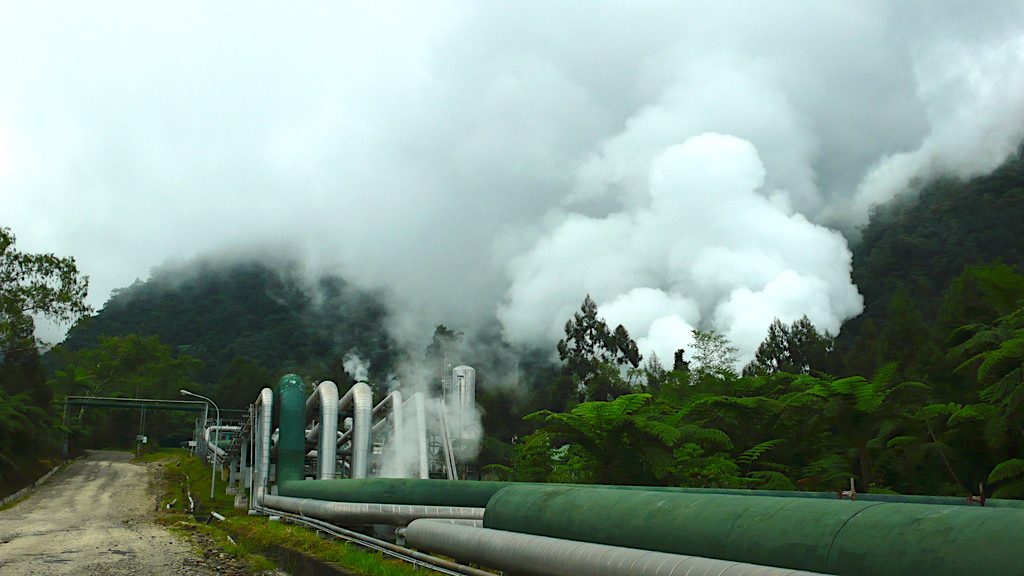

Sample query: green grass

[228,517,426,576]
[164,516,278,573]
[134,447,189,463]
[151,451,428,575]
[146,449,237,514]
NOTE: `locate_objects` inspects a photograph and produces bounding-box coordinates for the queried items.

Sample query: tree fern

[736,439,784,467]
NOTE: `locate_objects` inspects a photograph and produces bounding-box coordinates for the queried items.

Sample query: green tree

[213,357,274,410]
[0,226,90,486]
[949,304,1024,495]
[0,226,91,351]
[556,295,641,401]
[940,263,1024,331]
[523,390,735,486]
[690,329,738,382]
[51,335,203,450]
[743,316,834,376]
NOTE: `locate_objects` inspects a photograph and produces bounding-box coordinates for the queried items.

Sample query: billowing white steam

[3,3,1024,360]
[376,361,483,478]
[342,351,371,383]
[500,134,863,365]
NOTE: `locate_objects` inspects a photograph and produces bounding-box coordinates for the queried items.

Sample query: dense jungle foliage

[2,150,1023,498]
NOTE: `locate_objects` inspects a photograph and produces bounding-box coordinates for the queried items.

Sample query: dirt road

[0,450,215,575]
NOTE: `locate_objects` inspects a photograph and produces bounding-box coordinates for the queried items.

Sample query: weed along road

[0,450,215,575]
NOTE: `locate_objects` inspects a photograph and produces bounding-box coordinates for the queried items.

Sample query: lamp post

[181,389,220,500]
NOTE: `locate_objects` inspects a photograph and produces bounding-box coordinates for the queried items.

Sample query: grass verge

[147,449,426,575]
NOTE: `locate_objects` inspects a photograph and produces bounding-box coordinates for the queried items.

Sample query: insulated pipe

[304,380,339,479]
[252,388,273,505]
[403,393,429,479]
[451,366,475,440]
[276,374,307,486]
[278,477,513,507]
[261,494,483,526]
[403,520,826,576]
[254,505,495,576]
[371,391,404,441]
[238,434,249,503]
[672,486,1024,509]
[336,382,372,479]
[483,485,1024,576]
[438,398,457,479]
[203,425,240,457]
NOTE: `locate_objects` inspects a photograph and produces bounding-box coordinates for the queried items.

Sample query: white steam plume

[500,134,863,367]
[342,351,371,383]
[2,2,1023,358]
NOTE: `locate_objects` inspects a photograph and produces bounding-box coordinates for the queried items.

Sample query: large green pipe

[483,485,1024,576]
[275,374,307,485]
[675,486,1024,508]
[277,476,702,506]
[274,375,1022,509]
[281,478,510,507]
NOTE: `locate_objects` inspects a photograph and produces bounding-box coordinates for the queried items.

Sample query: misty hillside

[852,147,1024,322]
[55,150,1024,390]
[834,150,1024,378]
[57,259,397,385]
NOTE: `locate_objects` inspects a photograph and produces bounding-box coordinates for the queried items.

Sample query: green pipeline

[274,375,1024,574]
[273,376,1022,509]
[482,485,1024,576]
[674,486,1024,508]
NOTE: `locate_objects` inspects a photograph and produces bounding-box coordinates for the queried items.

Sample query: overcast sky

[3,2,1024,364]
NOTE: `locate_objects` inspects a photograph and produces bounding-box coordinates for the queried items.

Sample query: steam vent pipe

[482,485,1024,576]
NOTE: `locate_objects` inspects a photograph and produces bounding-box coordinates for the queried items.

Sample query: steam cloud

[342,351,371,383]
[3,2,1024,364]
[499,134,863,365]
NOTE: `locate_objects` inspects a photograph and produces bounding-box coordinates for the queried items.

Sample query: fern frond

[988,458,1024,484]
[736,439,784,465]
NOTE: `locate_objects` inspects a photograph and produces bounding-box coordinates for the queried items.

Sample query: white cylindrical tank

[451,365,476,439]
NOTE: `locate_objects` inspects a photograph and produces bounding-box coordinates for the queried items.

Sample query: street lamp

[181,389,220,501]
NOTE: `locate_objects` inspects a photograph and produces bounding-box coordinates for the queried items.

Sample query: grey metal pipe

[403,393,429,479]
[438,398,457,479]
[336,382,373,478]
[372,390,404,437]
[237,433,249,507]
[451,365,476,440]
[403,520,828,576]
[261,494,484,526]
[203,425,241,457]
[254,504,494,576]
[252,388,273,505]
[305,380,339,479]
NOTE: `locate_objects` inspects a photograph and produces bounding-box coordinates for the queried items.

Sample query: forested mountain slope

[850,149,1024,325]
[57,259,397,388]
[836,149,1024,376]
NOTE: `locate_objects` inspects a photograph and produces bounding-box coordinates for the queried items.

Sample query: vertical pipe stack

[276,374,306,486]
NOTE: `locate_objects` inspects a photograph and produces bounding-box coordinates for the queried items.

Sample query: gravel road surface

[0,450,216,575]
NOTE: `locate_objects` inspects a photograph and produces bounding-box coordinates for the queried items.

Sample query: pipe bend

[253,388,274,505]
[347,382,373,478]
[305,381,339,479]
